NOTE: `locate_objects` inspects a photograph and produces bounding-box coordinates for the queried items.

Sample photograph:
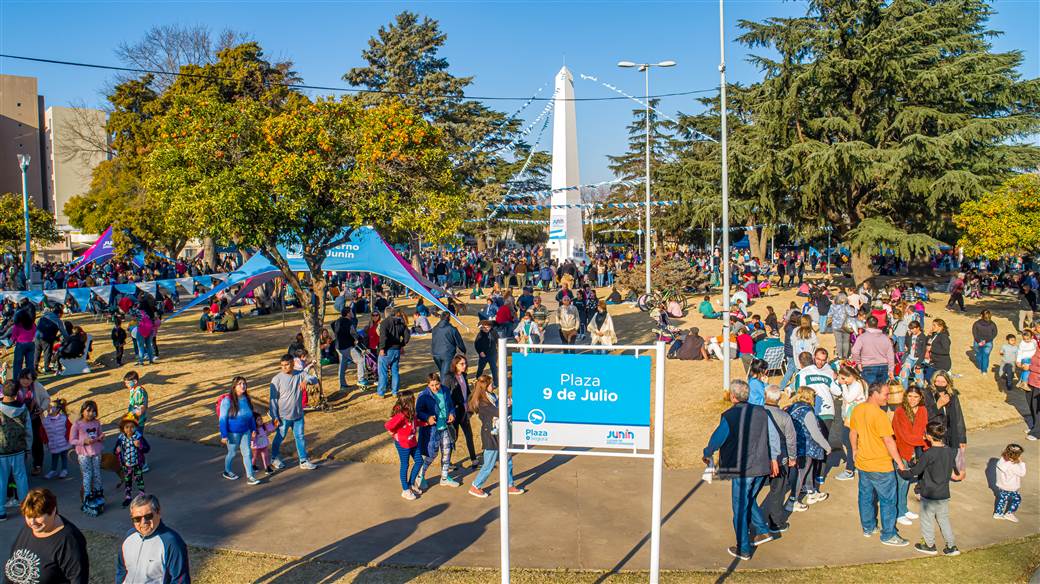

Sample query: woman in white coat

[588,301,617,349]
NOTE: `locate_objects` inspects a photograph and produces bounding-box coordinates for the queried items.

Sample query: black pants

[114,343,125,365]
[453,415,478,462]
[34,338,54,372]
[476,355,498,385]
[31,415,43,470]
[1028,386,1040,437]
[763,463,790,529]
[947,292,964,311]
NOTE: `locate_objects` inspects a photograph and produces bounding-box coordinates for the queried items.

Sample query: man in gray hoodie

[0,380,32,519]
[762,385,798,533]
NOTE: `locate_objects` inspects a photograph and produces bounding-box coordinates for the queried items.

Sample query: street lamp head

[657,60,677,67]
[17,154,30,168]
[617,61,637,68]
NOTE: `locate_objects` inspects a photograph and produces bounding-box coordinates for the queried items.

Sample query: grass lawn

[82,530,1040,583]
[21,280,1031,470]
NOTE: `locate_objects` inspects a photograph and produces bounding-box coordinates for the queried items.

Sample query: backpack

[215,393,231,418]
[0,409,28,455]
[388,318,410,347]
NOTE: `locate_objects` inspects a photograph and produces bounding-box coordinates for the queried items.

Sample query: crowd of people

[0,242,1037,581]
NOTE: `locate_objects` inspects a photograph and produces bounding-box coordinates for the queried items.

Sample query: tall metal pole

[719,0,732,390]
[643,66,653,295]
[710,222,716,275]
[18,155,31,291]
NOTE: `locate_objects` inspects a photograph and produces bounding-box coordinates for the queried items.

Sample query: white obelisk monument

[547,66,586,261]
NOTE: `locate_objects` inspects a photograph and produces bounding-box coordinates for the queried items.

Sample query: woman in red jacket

[892,387,928,525]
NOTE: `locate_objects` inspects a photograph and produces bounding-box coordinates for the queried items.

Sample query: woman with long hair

[467,375,525,498]
[834,365,867,481]
[892,387,928,525]
[925,319,952,380]
[785,387,832,511]
[443,354,478,469]
[218,376,260,485]
[972,310,998,374]
[923,370,967,473]
[791,315,818,362]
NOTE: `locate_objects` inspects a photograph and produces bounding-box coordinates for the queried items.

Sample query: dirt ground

[18,275,1032,470]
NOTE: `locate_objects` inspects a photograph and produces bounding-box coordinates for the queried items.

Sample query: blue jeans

[271,417,309,464]
[1020,358,1032,384]
[377,348,401,396]
[894,335,906,354]
[899,356,919,390]
[433,353,453,381]
[895,461,911,517]
[136,332,154,364]
[12,341,34,381]
[731,475,769,555]
[975,341,993,373]
[861,364,888,387]
[472,448,514,490]
[224,432,255,478]
[779,356,797,389]
[395,443,423,490]
[0,453,28,516]
[857,470,898,540]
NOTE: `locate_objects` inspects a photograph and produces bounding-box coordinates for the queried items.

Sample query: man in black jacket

[332,309,360,390]
[376,309,409,397]
[474,320,499,385]
[34,305,69,373]
[430,312,466,380]
[702,379,781,561]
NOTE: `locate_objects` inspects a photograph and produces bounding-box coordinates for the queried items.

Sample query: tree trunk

[203,236,217,270]
[476,232,488,253]
[850,250,875,286]
[746,225,769,262]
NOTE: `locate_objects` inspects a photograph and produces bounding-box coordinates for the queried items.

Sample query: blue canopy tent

[170,227,460,325]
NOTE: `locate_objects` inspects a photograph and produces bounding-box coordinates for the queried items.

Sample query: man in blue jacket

[116,494,190,583]
[703,379,782,561]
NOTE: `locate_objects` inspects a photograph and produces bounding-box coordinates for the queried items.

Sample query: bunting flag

[468,83,547,154]
[156,280,179,296]
[66,288,93,312]
[113,283,138,297]
[89,286,112,305]
[175,277,195,293]
[69,226,114,275]
[194,275,213,289]
[135,282,158,297]
[43,289,67,305]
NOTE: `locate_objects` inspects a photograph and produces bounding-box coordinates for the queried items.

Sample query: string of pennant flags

[468,213,640,226]
[501,177,643,201]
[578,73,719,144]
[489,200,679,212]
[0,273,235,313]
[467,83,549,155]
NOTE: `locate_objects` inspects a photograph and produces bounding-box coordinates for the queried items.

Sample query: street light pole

[17,155,31,291]
[618,59,675,296]
[719,0,732,391]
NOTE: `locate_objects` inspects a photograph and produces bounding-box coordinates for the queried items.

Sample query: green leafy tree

[955,173,1040,256]
[345,11,531,227]
[0,194,60,253]
[147,95,463,375]
[736,0,1040,283]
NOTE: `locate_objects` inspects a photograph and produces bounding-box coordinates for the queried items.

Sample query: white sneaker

[5,498,17,508]
[44,471,57,479]
[897,516,913,526]
[835,470,855,481]
[1027,435,1038,441]
[58,470,68,479]
[1004,513,1019,523]
[401,489,417,501]
[271,459,285,470]
[788,501,809,512]
[993,513,1004,520]
[904,511,919,520]
[299,461,318,470]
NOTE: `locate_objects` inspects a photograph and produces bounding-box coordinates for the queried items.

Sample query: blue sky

[2,1,1037,183]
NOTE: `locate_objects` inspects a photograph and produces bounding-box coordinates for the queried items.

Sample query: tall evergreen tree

[737,0,1040,283]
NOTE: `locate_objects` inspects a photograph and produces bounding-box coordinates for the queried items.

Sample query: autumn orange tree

[955,174,1040,257]
[146,94,463,370]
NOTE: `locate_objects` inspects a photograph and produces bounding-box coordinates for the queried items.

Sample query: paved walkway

[1,422,1036,574]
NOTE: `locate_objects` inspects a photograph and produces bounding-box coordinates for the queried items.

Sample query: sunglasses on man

[131,513,155,524]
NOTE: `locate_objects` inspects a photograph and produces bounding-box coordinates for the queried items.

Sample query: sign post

[497,339,666,584]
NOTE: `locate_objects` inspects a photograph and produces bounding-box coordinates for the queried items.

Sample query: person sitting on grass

[699,295,721,319]
[199,307,214,332]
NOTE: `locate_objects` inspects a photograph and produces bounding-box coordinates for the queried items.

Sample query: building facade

[44,106,109,227]
[0,74,48,209]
